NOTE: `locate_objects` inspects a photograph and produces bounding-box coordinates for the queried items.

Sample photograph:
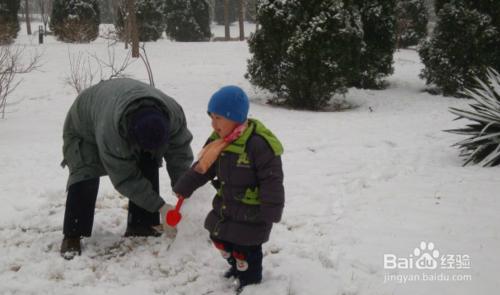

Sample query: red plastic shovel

[166,196,185,227]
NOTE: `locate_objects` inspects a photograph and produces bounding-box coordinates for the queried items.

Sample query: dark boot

[234,246,263,293]
[224,256,238,279]
[60,236,81,260]
[237,272,262,293]
[210,238,239,279]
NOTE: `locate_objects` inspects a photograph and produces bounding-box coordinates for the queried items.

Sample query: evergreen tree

[352,0,397,89]
[0,0,20,45]
[469,0,500,71]
[245,0,257,23]
[395,0,429,48]
[98,0,114,24]
[214,0,237,25]
[50,0,100,42]
[419,0,500,96]
[115,0,165,42]
[247,0,364,110]
[164,0,211,41]
[434,0,448,12]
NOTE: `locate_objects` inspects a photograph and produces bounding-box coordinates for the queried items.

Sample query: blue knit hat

[208,86,249,124]
[128,107,170,150]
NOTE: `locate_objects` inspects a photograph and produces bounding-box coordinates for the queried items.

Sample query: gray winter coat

[62,78,194,212]
[173,119,284,245]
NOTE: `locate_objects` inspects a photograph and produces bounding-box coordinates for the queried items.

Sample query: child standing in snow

[173,86,285,292]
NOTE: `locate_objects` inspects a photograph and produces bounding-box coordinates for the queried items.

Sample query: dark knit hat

[128,107,169,150]
[208,85,249,124]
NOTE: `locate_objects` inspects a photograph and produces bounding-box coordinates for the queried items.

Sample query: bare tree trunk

[107,0,115,24]
[209,0,216,23]
[126,0,139,57]
[224,0,230,41]
[124,4,129,50]
[40,0,52,34]
[238,0,245,40]
[38,0,45,32]
[38,0,45,33]
[255,0,259,31]
[25,0,32,35]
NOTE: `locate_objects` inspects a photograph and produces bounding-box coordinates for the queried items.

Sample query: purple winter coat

[173,119,284,246]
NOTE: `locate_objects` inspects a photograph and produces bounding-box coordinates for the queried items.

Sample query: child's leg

[211,237,238,278]
[232,244,263,290]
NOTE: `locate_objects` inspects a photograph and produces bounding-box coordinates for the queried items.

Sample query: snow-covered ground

[0,23,499,295]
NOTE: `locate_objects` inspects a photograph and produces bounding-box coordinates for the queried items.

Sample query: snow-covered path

[0,26,499,295]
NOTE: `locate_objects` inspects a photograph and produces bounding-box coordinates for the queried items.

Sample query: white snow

[0,22,499,295]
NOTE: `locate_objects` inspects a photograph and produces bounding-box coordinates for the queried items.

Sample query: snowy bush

[419,0,500,96]
[0,0,20,45]
[247,0,364,110]
[395,0,428,48]
[448,69,500,167]
[164,0,211,41]
[352,0,397,89]
[115,0,165,42]
[50,0,100,43]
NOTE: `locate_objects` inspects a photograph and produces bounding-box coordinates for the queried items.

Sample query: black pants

[211,237,263,283]
[63,152,160,237]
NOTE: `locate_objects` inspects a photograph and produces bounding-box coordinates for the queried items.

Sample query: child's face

[210,113,239,138]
